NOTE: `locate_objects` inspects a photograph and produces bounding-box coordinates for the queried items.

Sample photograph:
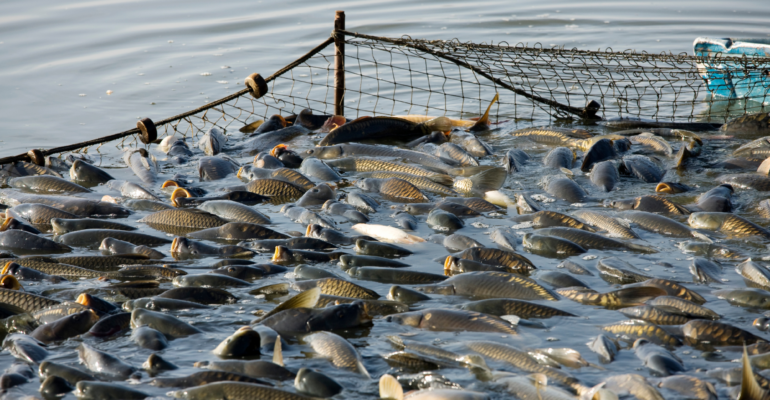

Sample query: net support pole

[334,11,345,117]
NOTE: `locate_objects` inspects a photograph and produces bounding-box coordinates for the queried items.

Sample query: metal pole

[334,11,345,116]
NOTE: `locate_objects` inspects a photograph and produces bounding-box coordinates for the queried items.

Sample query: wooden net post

[334,11,345,117]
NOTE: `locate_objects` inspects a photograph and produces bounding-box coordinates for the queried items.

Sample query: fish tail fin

[386,335,405,348]
[674,145,692,168]
[257,287,320,321]
[741,344,768,400]
[467,167,507,194]
[379,374,404,400]
[422,116,452,133]
[470,93,499,131]
[427,173,453,186]
[273,335,284,366]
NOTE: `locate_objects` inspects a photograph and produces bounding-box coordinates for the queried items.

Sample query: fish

[318,115,451,146]
[459,299,575,319]
[294,368,343,398]
[557,286,667,309]
[543,175,589,203]
[387,308,515,337]
[198,127,227,156]
[503,149,530,173]
[77,342,138,379]
[543,147,575,169]
[305,143,455,173]
[619,155,665,183]
[418,271,557,301]
[198,200,270,224]
[537,227,655,253]
[258,301,372,335]
[198,155,240,181]
[50,217,136,235]
[130,308,202,338]
[622,210,711,241]
[522,233,586,257]
[299,158,341,181]
[347,267,447,284]
[56,229,172,248]
[572,210,639,239]
[356,177,429,203]
[326,157,453,185]
[123,148,158,184]
[351,223,425,244]
[455,247,536,274]
[683,320,765,348]
[364,171,458,196]
[465,341,578,387]
[688,212,770,240]
[587,334,618,363]
[245,179,306,201]
[453,167,507,195]
[168,382,314,400]
[602,320,682,347]
[0,191,130,218]
[5,175,91,194]
[305,331,370,377]
[291,277,379,299]
[139,208,227,235]
[31,310,99,343]
[188,222,288,241]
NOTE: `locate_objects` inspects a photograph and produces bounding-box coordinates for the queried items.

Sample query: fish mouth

[237,166,246,179]
[161,180,179,189]
[170,237,182,253]
[275,114,287,127]
[76,293,92,307]
[443,256,456,274]
[1,261,15,274]
[305,224,313,237]
[170,187,192,207]
[270,144,288,158]
[0,217,13,232]
[0,274,21,290]
[271,246,286,261]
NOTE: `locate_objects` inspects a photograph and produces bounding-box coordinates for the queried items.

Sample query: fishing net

[3,28,770,164]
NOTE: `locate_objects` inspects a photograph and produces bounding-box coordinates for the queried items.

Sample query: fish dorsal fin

[273,335,284,366]
[379,374,404,400]
[740,344,768,400]
[259,287,320,321]
[469,93,499,131]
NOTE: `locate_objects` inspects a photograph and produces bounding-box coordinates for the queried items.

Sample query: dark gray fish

[77,343,137,379]
[198,155,240,181]
[130,308,202,338]
[590,160,619,192]
[51,218,137,234]
[131,325,169,351]
[69,160,115,186]
[296,184,336,207]
[0,230,71,254]
[543,147,574,169]
[294,368,343,398]
[300,158,341,181]
[619,155,665,183]
[198,127,227,156]
[503,149,529,173]
[123,148,158,184]
[543,175,588,203]
[339,254,409,268]
[581,138,617,172]
[393,211,419,230]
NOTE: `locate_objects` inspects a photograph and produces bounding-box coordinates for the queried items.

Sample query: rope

[0,37,334,166]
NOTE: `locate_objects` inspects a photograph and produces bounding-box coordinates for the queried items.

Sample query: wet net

[3,29,770,165]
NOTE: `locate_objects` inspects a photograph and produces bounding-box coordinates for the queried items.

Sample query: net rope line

[2,29,770,166]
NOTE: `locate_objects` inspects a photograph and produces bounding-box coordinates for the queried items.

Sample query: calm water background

[1,0,768,157]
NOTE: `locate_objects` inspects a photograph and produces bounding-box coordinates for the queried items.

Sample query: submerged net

[3,29,770,164]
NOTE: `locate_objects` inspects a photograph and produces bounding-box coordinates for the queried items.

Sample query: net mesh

[4,30,770,163]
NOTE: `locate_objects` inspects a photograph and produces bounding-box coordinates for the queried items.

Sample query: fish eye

[228,267,236,272]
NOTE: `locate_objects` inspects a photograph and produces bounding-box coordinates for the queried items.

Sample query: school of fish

[3,96,770,399]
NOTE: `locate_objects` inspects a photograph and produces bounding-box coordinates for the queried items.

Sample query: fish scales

[367,171,457,195]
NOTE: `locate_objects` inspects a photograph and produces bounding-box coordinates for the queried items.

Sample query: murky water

[2,1,770,400]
